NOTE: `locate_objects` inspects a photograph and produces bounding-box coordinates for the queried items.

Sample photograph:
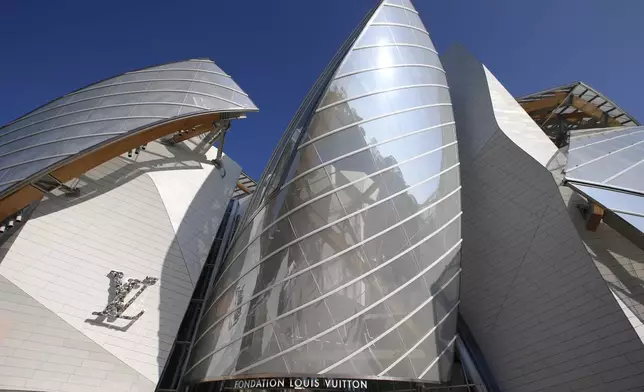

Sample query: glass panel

[216,143,457,283]
[241,357,290,375]
[178,105,200,116]
[384,356,417,378]
[355,26,395,47]
[194,71,240,90]
[97,93,142,106]
[184,356,210,384]
[398,46,441,67]
[154,70,197,80]
[129,104,180,118]
[572,184,644,216]
[405,189,461,247]
[286,134,457,213]
[198,62,226,74]
[618,213,644,232]
[191,299,249,365]
[308,95,452,149]
[0,158,65,185]
[198,246,301,338]
[310,110,454,165]
[69,86,113,102]
[322,66,447,108]
[337,46,442,75]
[610,159,644,192]
[56,98,101,115]
[573,142,644,184]
[413,312,457,382]
[387,143,459,196]
[310,247,377,302]
[232,93,256,108]
[280,329,349,374]
[397,273,459,349]
[406,12,428,31]
[105,81,152,95]
[399,0,415,8]
[199,342,242,379]
[233,325,283,371]
[147,80,193,91]
[390,25,422,46]
[196,228,459,367]
[567,129,644,168]
[0,132,116,170]
[272,298,337,353]
[372,8,388,23]
[350,348,385,375]
[155,61,201,71]
[184,94,232,109]
[288,192,346,236]
[382,6,410,25]
[190,82,235,101]
[368,328,410,372]
[372,250,426,303]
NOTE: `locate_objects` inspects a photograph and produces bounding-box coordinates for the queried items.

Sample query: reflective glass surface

[187,0,460,384]
[566,126,644,193]
[0,59,257,194]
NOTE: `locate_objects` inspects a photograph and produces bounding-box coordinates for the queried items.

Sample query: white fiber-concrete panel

[483,68,557,167]
[0,138,241,391]
[443,46,644,392]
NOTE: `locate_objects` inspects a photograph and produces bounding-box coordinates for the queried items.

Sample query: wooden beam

[586,202,604,232]
[0,185,44,222]
[0,112,223,222]
[51,112,220,183]
[534,111,594,126]
[570,96,622,127]
[236,181,251,194]
[171,124,214,144]
[519,92,569,113]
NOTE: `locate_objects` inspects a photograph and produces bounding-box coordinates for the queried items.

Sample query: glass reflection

[187,0,460,383]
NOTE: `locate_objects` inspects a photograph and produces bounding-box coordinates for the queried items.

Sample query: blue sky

[1,0,643,180]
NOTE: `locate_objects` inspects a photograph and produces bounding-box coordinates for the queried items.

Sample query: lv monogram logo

[92,270,158,321]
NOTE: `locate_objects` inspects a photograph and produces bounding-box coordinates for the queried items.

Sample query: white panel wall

[484,68,557,167]
[442,46,644,392]
[0,138,241,391]
[0,274,155,392]
[550,157,644,346]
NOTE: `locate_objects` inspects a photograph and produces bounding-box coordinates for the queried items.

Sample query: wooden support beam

[519,92,569,113]
[236,181,251,194]
[586,202,604,232]
[570,96,622,128]
[0,185,44,223]
[51,113,220,183]
[171,124,213,144]
[533,111,589,123]
[0,112,223,222]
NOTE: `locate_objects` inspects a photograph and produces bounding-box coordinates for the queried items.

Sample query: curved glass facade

[0,59,257,197]
[186,0,461,384]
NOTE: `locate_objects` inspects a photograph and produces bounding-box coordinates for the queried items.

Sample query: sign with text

[229,377,369,390]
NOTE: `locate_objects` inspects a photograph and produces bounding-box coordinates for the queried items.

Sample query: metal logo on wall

[92,270,158,321]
